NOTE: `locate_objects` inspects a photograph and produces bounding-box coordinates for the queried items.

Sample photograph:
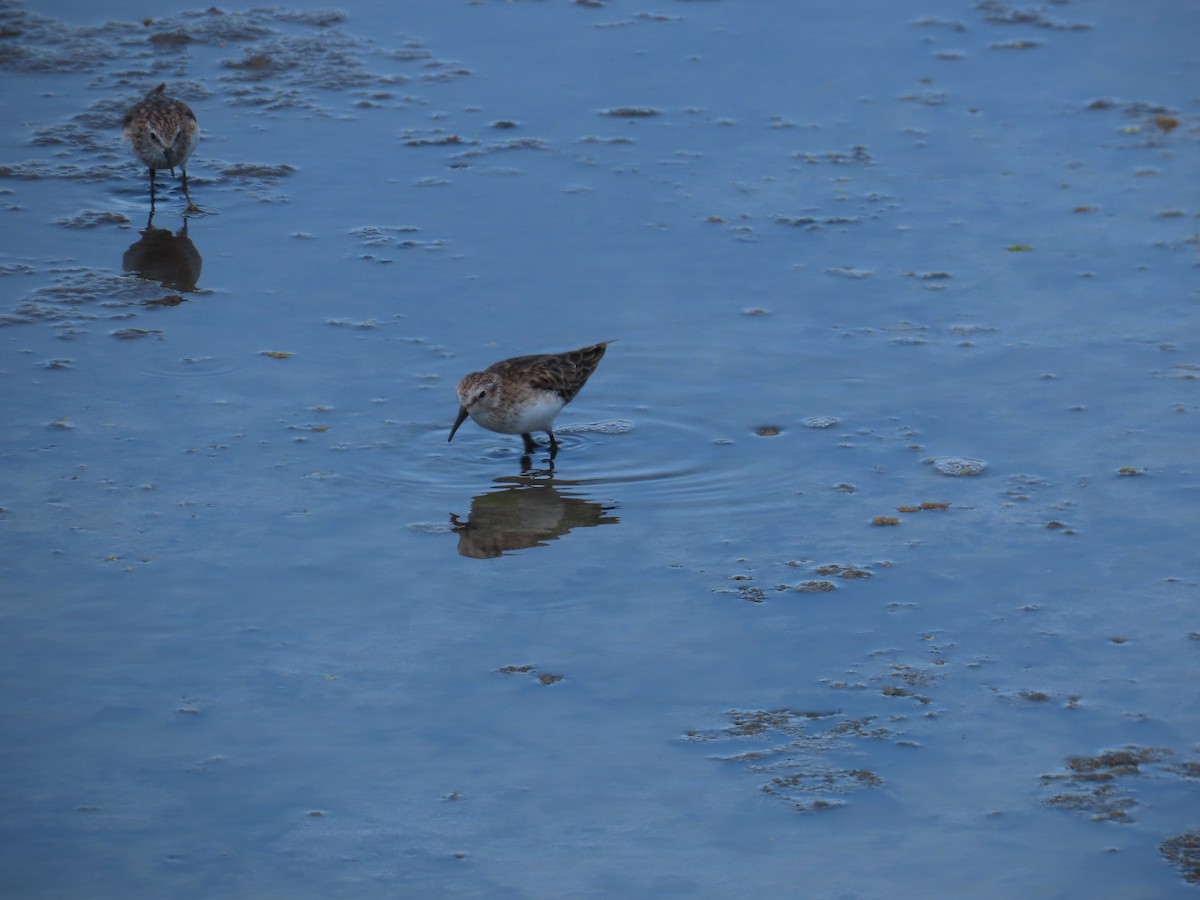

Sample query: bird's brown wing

[490,342,609,403]
[526,342,609,403]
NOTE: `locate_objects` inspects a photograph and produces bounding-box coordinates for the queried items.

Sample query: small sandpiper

[122,83,200,211]
[448,342,611,457]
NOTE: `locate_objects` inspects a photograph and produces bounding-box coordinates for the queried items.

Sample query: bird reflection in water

[450,480,619,559]
[122,209,202,295]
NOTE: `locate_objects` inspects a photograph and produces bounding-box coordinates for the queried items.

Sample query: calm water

[2,0,1198,896]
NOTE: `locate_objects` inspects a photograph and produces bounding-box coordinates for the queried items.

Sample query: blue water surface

[1,0,1198,896]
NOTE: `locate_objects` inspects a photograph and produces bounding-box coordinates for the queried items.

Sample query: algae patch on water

[683,708,891,813]
[1039,746,1197,824]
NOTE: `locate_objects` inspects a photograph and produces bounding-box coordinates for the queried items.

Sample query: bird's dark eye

[477,389,487,400]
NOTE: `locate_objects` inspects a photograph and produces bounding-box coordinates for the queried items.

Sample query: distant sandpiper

[122,83,200,211]
[448,342,611,456]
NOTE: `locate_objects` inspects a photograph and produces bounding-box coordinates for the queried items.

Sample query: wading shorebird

[122,83,200,211]
[448,342,611,457]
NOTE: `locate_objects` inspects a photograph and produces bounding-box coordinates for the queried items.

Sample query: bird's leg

[181,165,198,213]
[521,433,538,453]
[148,166,157,210]
[547,431,559,459]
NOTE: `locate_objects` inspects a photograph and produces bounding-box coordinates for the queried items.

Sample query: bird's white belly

[474,391,565,434]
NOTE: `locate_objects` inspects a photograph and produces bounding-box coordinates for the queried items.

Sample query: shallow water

[2,0,1199,896]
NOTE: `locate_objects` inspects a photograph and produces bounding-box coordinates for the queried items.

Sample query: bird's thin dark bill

[448,407,469,442]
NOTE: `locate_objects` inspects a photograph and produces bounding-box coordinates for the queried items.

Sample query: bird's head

[448,371,497,442]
